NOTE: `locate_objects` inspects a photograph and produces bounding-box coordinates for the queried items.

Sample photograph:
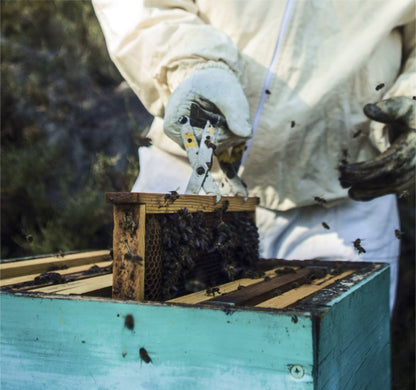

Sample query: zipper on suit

[240,0,295,167]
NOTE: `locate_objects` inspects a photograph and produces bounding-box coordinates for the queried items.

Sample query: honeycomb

[144,215,163,300]
[143,208,259,301]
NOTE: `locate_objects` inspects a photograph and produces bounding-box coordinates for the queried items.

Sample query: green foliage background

[1,1,152,258]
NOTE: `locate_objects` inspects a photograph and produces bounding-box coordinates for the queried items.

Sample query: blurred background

[1,1,153,259]
[0,2,414,388]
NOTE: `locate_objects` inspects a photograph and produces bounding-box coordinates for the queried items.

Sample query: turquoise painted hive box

[0,193,391,390]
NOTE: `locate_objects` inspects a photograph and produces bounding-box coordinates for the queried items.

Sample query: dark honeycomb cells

[144,215,163,300]
[144,208,259,301]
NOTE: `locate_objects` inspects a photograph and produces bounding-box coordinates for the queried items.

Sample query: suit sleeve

[369,17,415,152]
[92,0,245,117]
[385,20,416,99]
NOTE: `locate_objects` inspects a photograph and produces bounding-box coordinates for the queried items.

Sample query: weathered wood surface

[313,265,391,389]
[105,192,259,214]
[0,264,391,390]
[108,192,259,301]
[167,268,284,305]
[0,250,111,279]
[112,204,146,301]
[202,267,313,307]
[0,250,112,296]
[0,292,314,390]
[0,260,112,288]
[256,270,355,309]
[29,274,112,295]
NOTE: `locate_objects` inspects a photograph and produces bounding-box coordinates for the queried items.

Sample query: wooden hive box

[105,192,260,302]
[0,193,391,389]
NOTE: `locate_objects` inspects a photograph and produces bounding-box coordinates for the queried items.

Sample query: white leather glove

[164,68,252,153]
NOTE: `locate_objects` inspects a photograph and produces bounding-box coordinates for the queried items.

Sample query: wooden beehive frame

[0,250,112,295]
[105,192,259,301]
[0,248,380,313]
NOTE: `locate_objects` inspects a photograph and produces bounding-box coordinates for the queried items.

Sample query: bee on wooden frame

[206,286,221,296]
[163,187,180,204]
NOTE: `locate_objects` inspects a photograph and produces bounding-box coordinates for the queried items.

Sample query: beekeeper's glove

[339,96,416,200]
[164,68,252,153]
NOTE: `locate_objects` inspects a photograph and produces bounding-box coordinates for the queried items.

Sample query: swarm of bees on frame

[212,203,259,282]
[150,202,259,300]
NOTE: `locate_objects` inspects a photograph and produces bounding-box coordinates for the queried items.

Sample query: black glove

[339,96,416,200]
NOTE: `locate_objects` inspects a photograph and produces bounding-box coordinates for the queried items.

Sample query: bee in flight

[353,238,366,254]
[394,229,404,240]
[322,222,330,230]
[314,196,327,205]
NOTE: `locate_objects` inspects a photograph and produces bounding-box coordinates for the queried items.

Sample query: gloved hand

[339,96,416,200]
[164,68,252,153]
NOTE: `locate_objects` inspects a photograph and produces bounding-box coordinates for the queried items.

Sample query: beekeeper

[92,0,415,310]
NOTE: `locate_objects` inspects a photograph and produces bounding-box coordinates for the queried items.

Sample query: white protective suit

[93,0,416,310]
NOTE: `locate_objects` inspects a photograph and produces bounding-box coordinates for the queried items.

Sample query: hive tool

[179,102,248,202]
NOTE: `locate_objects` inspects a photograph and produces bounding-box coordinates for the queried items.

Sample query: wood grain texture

[167,268,280,305]
[0,250,111,279]
[313,266,391,389]
[0,264,391,389]
[112,204,146,300]
[106,192,259,214]
[203,267,313,307]
[0,292,314,390]
[0,261,112,288]
[29,274,112,295]
[256,270,355,309]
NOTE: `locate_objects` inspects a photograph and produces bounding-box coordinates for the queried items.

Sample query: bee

[394,229,404,239]
[119,210,138,234]
[329,264,343,276]
[164,188,180,203]
[274,267,296,275]
[353,238,366,254]
[222,262,240,280]
[206,287,221,296]
[139,347,152,364]
[124,314,135,330]
[314,196,327,205]
[322,222,330,230]
[352,129,362,138]
[339,149,349,166]
[223,306,235,316]
[273,289,283,297]
[265,89,271,95]
[375,83,385,91]
[291,120,296,128]
[264,276,271,281]
[398,190,410,200]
